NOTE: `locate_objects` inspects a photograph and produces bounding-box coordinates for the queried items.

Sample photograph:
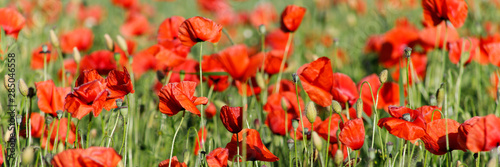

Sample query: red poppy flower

[365,35,385,53]
[159,156,187,167]
[178,16,222,47]
[79,50,117,75]
[297,57,334,107]
[0,8,26,39]
[131,45,158,78]
[339,118,365,150]
[328,143,348,161]
[420,119,465,155]
[415,106,441,122]
[280,5,306,33]
[331,73,359,105]
[75,69,105,87]
[225,129,279,162]
[205,103,217,119]
[216,44,264,82]
[35,80,71,116]
[31,43,58,69]
[265,29,293,53]
[197,0,231,13]
[377,106,426,140]
[357,74,400,110]
[391,52,428,84]
[316,114,348,143]
[194,127,207,155]
[77,5,104,26]
[111,0,137,9]
[155,46,187,71]
[265,109,296,136]
[264,91,304,116]
[447,37,479,65]
[419,22,460,51]
[466,114,500,152]
[234,78,262,97]
[261,50,288,75]
[206,148,229,167]
[42,118,77,150]
[249,3,277,28]
[457,116,481,149]
[51,147,122,167]
[158,16,185,43]
[202,54,230,92]
[267,80,297,94]
[167,59,200,84]
[106,67,135,98]
[290,115,322,140]
[120,12,152,37]
[20,112,45,138]
[58,59,78,86]
[0,144,3,165]
[220,105,243,133]
[378,23,419,68]
[60,28,94,54]
[158,81,208,116]
[486,43,500,67]
[65,80,117,119]
[214,9,240,27]
[477,34,500,65]
[422,0,468,28]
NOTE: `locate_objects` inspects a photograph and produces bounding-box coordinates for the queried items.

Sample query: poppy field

[1,0,500,166]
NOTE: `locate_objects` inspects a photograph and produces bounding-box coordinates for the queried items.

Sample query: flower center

[401,113,412,122]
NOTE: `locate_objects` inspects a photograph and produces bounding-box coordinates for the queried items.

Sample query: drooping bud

[404,47,412,58]
[21,146,35,165]
[292,73,299,83]
[379,69,388,83]
[73,47,81,63]
[312,131,323,151]
[56,110,63,119]
[116,35,128,53]
[281,97,288,111]
[368,148,375,161]
[57,142,64,153]
[104,34,114,51]
[292,119,299,130]
[306,102,317,124]
[436,84,445,108]
[255,72,266,89]
[332,100,342,114]
[259,24,266,34]
[355,99,363,118]
[334,149,344,166]
[116,99,123,107]
[287,139,294,149]
[50,30,59,48]
[386,141,394,154]
[19,79,28,96]
[45,115,54,125]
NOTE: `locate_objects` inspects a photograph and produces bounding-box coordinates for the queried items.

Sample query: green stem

[86,115,93,148]
[274,33,294,94]
[198,43,205,154]
[168,111,186,167]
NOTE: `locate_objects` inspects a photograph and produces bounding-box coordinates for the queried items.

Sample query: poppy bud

[436,84,445,108]
[4,129,13,142]
[292,119,299,130]
[334,149,344,166]
[116,35,128,53]
[4,75,9,90]
[456,160,462,167]
[21,146,34,165]
[281,97,288,111]
[280,5,306,32]
[287,139,294,149]
[379,69,388,84]
[404,47,412,58]
[256,72,266,89]
[73,47,81,63]
[368,148,375,161]
[56,110,63,119]
[116,99,124,107]
[16,115,22,125]
[117,161,124,167]
[259,24,266,34]
[306,102,317,124]
[355,99,363,118]
[386,141,394,154]
[332,100,342,114]
[120,107,128,119]
[220,106,243,133]
[50,29,59,48]
[292,73,299,83]
[19,79,28,96]
[312,148,319,162]
[104,34,114,51]
[27,87,35,98]
[487,156,497,167]
[213,100,227,109]
[90,129,97,138]
[57,142,64,153]
[45,115,54,125]
[312,131,323,151]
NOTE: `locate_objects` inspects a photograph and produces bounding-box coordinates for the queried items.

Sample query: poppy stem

[222,29,235,46]
[86,115,93,148]
[168,111,185,167]
[406,56,412,108]
[294,78,307,150]
[274,32,294,94]
[293,131,299,167]
[107,109,122,147]
[325,102,334,167]
[75,119,80,148]
[52,118,62,153]
[198,42,206,153]
[237,133,240,167]
[241,81,248,165]
[43,53,47,81]
[64,113,71,149]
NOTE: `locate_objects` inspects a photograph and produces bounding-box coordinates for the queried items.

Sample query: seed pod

[21,146,35,165]
[104,34,114,51]
[90,129,97,138]
[281,97,288,111]
[50,30,59,48]
[292,73,299,83]
[332,100,342,114]
[292,119,299,130]
[56,110,63,119]
[73,47,81,63]
[306,102,317,124]
[368,148,375,161]
[404,47,412,58]
[19,79,28,96]
[45,115,54,125]
[287,139,294,149]
[44,153,54,165]
[312,131,323,151]
[16,115,22,125]
[379,69,388,83]
[120,107,128,119]
[355,99,363,118]
[116,99,124,107]
[116,35,128,53]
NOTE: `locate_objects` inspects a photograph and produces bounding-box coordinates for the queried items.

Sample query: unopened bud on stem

[50,30,59,48]
[19,79,28,96]
[73,47,81,63]
[306,102,317,123]
[104,34,114,51]
[379,69,388,83]
[116,35,128,53]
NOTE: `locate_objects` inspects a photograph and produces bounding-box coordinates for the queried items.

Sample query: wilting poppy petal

[378,106,426,140]
[206,148,229,167]
[35,80,71,116]
[106,67,134,98]
[178,16,222,47]
[280,5,306,32]
[339,118,365,150]
[220,105,243,133]
[422,0,468,28]
[52,147,122,167]
[0,8,26,39]
[421,119,465,155]
[225,129,279,162]
[297,57,334,107]
[466,114,500,152]
[158,81,208,116]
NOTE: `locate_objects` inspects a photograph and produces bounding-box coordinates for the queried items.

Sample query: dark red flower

[280,5,306,32]
[205,103,217,119]
[316,114,348,143]
[249,3,277,28]
[31,43,58,69]
[378,23,419,67]
[75,69,104,87]
[158,81,208,116]
[106,67,135,98]
[79,50,117,75]
[421,119,465,155]
[60,28,94,54]
[178,16,222,47]
[225,129,279,162]
[220,105,243,133]
[0,8,26,39]
[261,50,288,75]
[466,114,500,152]
[378,106,426,140]
[52,147,122,167]
[35,80,71,116]
[202,54,230,92]
[194,127,207,155]
[422,0,468,28]
[65,79,116,119]
[120,12,152,37]
[365,35,385,53]
[42,118,77,150]
[158,156,187,167]
[206,148,229,167]
[339,118,365,150]
[216,44,263,82]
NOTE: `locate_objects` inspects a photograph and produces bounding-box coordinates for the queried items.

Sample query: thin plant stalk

[294,80,307,149]
[168,111,186,167]
[86,115,93,148]
[274,33,294,93]
[198,43,206,153]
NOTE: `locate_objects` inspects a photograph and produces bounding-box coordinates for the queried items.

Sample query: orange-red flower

[378,23,419,68]
[120,12,152,37]
[20,113,45,138]
[167,59,200,84]
[420,119,465,155]
[457,116,481,149]
[280,5,306,33]
[42,118,77,150]
[206,148,229,167]
[465,114,500,152]
[194,127,207,155]
[77,4,104,26]
[391,52,428,84]
[263,91,304,116]
[35,80,71,116]
[205,103,217,119]
[415,105,441,122]
[422,0,468,28]
[65,79,116,119]
[418,22,460,51]
[265,109,296,136]
[265,29,293,53]
[79,50,117,75]
[58,59,78,86]
[478,34,500,65]
[316,114,348,143]
[225,129,279,162]
[51,147,122,167]
[158,81,208,116]
[31,43,58,69]
[357,74,400,111]
[0,144,3,165]
[202,54,230,92]
[106,67,135,98]
[220,105,243,133]
[378,106,426,140]
[216,44,263,82]
[331,73,358,105]
[111,0,138,9]
[290,115,322,140]
[178,16,222,47]
[158,16,185,43]
[197,0,231,13]
[0,8,26,39]
[297,57,334,107]
[249,3,277,28]
[447,37,479,65]
[261,50,288,75]
[339,118,365,150]
[159,156,187,167]
[60,28,94,54]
